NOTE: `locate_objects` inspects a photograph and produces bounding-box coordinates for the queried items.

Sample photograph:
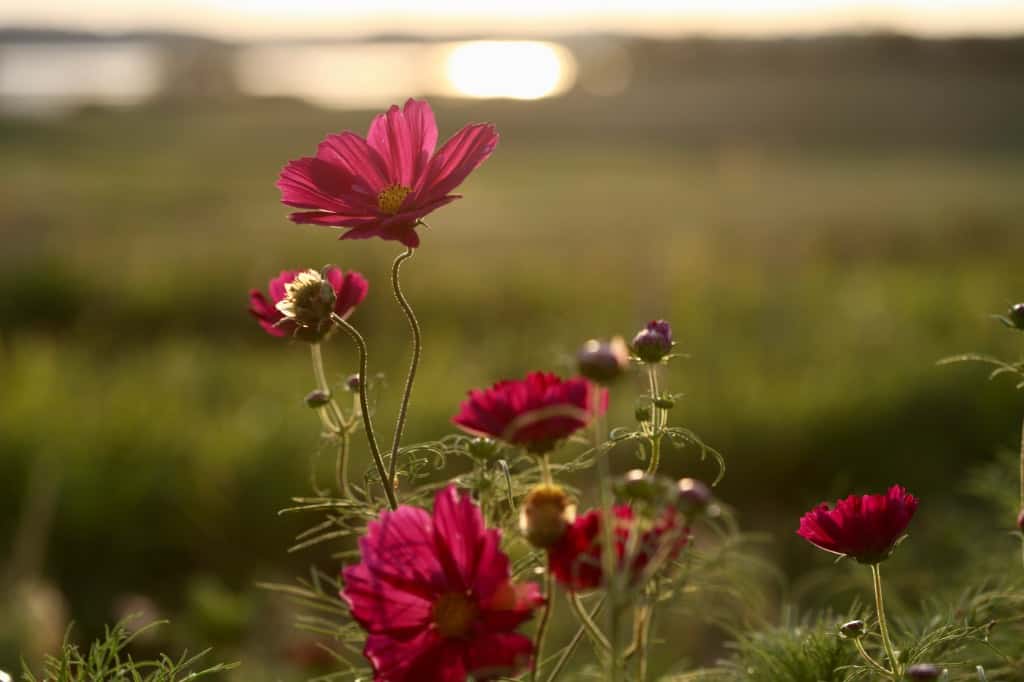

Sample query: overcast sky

[4,0,1024,39]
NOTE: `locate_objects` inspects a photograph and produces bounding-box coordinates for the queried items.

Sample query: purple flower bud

[576,337,630,383]
[345,374,361,392]
[1009,303,1024,330]
[631,319,673,363]
[906,663,942,680]
[838,619,865,639]
[1017,508,1024,533]
[304,389,331,408]
[677,478,712,515]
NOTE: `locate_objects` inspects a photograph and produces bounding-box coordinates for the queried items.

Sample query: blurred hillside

[2,32,1024,678]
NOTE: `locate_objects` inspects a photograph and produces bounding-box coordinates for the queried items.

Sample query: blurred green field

[3,86,1024,676]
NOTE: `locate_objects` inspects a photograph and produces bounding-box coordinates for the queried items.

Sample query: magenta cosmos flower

[797,485,918,564]
[452,372,609,454]
[277,98,498,248]
[342,485,542,682]
[548,505,688,592]
[248,267,367,342]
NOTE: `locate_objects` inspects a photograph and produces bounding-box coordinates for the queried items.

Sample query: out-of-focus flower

[631,320,673,363]
[520,484,575,549]
[341,485,542,682]
[906,663,943,680]
[676,478,713,515]
[797,485,918,564]
[576,337,630,383]
[452,372,608,454]
[1007,303,1024,330]
[278,99,498,248]
[345,374,362,392]
[548,505,688,592]
[1017,508,1024,532]
[249,267,367,342]
[838,619,865,640]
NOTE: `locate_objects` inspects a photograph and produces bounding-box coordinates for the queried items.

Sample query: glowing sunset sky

[3,0,1024,39]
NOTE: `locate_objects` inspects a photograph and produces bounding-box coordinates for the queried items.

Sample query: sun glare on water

[443,41,576,100]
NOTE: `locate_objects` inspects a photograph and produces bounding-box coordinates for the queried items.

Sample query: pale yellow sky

[3,0,1024,38]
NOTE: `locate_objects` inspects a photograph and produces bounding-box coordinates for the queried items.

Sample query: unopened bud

[577,337,630,383]
[1009,303,1024,330]
[631,319,673,363]
[635,405,653,423]
[838,619,865,640]
[906,663,942,680]
[345,374,361,392]
[304,389,331,408]
[676,478,712,515]
[653,396,675,410]
[467,437,500,462]
[520,484,575,549]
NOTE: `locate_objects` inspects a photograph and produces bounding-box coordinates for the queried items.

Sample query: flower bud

[653,396,675,410]
[676,478,712,515]
[631,320,673,363]
[1017,508,1024,533]
[345,374,361,392]
[576,337,630,383]
[616,470,661,502]
[1009,303,1024,330]
[635,405,653,424]
[906,663,942,680]
[838,619,865,640]
[467,437,500,462]
[304,389,331,408]
[520,484,575,549]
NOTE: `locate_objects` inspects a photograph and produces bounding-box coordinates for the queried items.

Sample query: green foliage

[19,619,236,682]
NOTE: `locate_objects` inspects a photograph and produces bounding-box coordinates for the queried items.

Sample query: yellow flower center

[377,183,411,215]
[432,591,477,638]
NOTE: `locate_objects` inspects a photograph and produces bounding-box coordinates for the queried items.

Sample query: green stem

[853,638,892,676]
[386,247,421,492]
[871,563,901,680]
[1019,415,1023,567]
[595,437,623,682]
[543,597,606,682]
[309,343,347,432]
[336,431,353,499]
[646,365,663,475]
[568,592,612,653]
[539,452,554,485]
[531,570,555,682]
[637,604,652,681]
[330,313,398,511]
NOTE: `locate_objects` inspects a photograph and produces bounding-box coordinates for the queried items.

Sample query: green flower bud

[653,396,675,410]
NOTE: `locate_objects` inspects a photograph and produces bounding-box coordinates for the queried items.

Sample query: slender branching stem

[568,592,612,653]
[544,597,606,682]
[531,570,555,682]
[595,433,624,681]
[871,563,901,680]
[330,313,398,510]
[336,430,354,499]
[309,343,348,431]
[637,601,653,682]
[540,452,554,485]
[646,364,663,475]
[386,247,421,491]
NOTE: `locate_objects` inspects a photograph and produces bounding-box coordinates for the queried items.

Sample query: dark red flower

[277,98,498,248]
[249,267,367,342]
[548,505,688,592]
[342,485,542,682]
[451,372,608,454]
[797,485,918,564]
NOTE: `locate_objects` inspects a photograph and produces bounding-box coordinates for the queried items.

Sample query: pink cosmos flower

[452,372,609,454]
[548,505,688,592]
[248,267,367,342]
[797,485,918,564]
[342,485,542,682]
[277,99,498,248]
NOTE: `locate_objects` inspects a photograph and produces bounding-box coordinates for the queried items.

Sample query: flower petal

[316,131,390,193]
[464,632,534,681]
[367,99,438,187]
[432,485,491,592]
[417,123,498,203]
[363,629,443,682]
[325,268,369,320]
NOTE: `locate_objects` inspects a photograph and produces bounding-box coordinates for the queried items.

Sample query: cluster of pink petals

[797,485,918,564]
[277,99,499,247]
[452,372,609,454]
[248,267,367,339]
[548,505,689,592]
[341,486,542,682]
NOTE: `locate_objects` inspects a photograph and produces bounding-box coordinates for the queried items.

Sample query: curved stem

[531,570,555,682]
[387,247,421,491]
[544,597,606,682]
[853,638,892,676]
[871,564,901,680]
[568,593,612,653]
[336,431,353,499]
[330,313,398,511]
[309,343,347,431]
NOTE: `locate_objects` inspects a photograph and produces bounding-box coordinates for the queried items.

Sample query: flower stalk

[872,563,901,680]
[330,313,398,510]
[646,364,663,475]
[531,570,555,682]
[387,246,421,491]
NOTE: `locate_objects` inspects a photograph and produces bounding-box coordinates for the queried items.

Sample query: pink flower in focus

[277,99,498,248]
[452,372,609,454]
[548,505,688,592]
[797,485,918,564]
[342,485,542,682]
[248,267,367,342]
